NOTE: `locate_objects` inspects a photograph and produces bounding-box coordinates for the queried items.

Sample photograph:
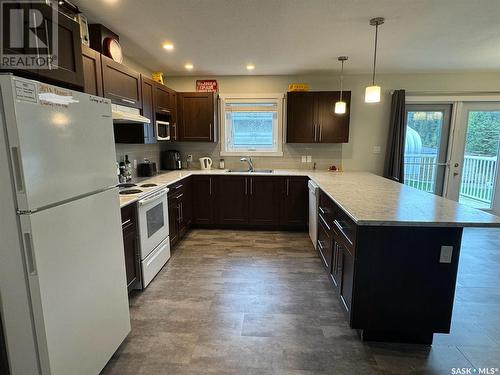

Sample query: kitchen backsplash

[115,141,342,176]
[115,143,161,177]
[161,142,342,171]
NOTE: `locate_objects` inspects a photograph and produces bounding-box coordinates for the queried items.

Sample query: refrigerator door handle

[23,233,37,275]
[11,147,25,192]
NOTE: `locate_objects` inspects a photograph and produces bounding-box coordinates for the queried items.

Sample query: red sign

[196,80,218,92]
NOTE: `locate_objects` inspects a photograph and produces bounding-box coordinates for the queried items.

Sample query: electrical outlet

[306,155,312,162]
[187,154,193,162]
[301,155,307,163]
[373,146,381,154]
[439,246,453,263]
[133,159,137,169]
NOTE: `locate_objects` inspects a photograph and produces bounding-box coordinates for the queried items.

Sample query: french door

[405,101,500,214]
[403,104,452,195]
[447,102,500,212]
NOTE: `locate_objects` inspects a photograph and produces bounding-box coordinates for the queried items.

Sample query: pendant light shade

[334,101,346,114]
[365,85,381,103]
[335,56,348,114]
[365,17,384,103]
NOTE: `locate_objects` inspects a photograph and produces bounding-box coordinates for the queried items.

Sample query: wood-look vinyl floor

[101,228,500,374]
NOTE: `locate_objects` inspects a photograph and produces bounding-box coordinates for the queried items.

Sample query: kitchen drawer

[121,204,136,231]
[332,204,356,249]
[168,180,186,197]
[317,213,333,272]
[318,190,336,225]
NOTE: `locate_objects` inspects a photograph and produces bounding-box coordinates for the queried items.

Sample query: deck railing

[404,153,498,205]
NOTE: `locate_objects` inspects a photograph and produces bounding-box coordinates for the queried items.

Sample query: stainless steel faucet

[240,157,254,172]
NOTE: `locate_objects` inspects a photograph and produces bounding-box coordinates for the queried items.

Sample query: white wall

[166,72,500,174]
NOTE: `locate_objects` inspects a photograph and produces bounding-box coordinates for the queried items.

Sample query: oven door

[156,120,170,141]
[137,188,169,259]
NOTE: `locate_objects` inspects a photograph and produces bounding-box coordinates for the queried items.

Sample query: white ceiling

[73,0,500,76]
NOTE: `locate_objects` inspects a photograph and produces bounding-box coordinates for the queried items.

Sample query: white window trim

[219,93,285,157]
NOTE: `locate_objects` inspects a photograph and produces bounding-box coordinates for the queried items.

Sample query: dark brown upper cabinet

[154,84,176,114]
[82,44,103,96]
[177,92,218,142]
[0,3,83,90]
[101,55,142,109]
[140,76,156,143]
[286,91,351,143]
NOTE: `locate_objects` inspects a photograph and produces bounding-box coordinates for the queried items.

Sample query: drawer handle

[319,206,326,215]
[121,98,136,104]
[175,193,184,200]
[334,219,353,245]
[319,214,331,231]
[121,218,132,227]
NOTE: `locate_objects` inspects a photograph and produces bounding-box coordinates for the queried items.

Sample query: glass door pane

[458,110,500,209]
[404,105,452,195]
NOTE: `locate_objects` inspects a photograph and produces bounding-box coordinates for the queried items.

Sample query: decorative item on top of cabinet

[81,44,103,96]
[177,92,218,142]
[101,54,142,109]
[0,2,84,90]
[286,91,351,143]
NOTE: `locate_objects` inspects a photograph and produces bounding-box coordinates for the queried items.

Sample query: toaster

[137,161,157,177]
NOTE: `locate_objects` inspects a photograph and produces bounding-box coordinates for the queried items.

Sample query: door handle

[250,178,253,195]
[319,124,322,142]
[245,178,248,195]
[286,179,290,196]
[313,124,317,142]
[121,98,136,105]
[209,178,212,195]
[23,233,37,275]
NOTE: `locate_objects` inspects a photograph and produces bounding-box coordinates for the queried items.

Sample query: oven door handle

[138,188,169,206]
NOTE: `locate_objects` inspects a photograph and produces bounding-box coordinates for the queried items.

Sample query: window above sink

[220,94,284,157]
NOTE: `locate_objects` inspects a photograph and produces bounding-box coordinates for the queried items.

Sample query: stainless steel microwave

[156,120,170,141]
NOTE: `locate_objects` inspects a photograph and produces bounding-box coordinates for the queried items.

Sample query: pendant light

[334,56,348,114]
[365,17,385,103]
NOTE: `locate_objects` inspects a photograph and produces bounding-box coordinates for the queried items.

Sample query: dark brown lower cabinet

[190,175,308,229]
[121,204,139,292]
[191,176,215,225]
[317,189,464,345]
[249,177,282,226]
[168,178,192,248]
[280,177,309,228]
[216,176,249,225]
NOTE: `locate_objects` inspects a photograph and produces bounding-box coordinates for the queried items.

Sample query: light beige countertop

[119,169,500,228]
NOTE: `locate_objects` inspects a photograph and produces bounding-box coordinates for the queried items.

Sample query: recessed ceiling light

[184,63,194,70]
[162,42,174,51]
[246,64,255,71]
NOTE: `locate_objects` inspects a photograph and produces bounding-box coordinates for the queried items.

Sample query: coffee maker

[161,150,182,170]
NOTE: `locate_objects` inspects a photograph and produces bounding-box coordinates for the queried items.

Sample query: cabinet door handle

[250,178,253,195]
[286,179,290,196]
[313,123,317,142]
[209,178,212,195]
[245,178,248,195]
[175,193,184,199]
[180,202,183,222]
[121,98,136,105]
[121,219,132,227]
[209,123,213,141]
[319,124,322,142]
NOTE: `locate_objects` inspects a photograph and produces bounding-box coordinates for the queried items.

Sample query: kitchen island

[120,170,500,344]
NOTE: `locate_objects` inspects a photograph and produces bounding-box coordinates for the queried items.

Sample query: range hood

[112,104,150,124]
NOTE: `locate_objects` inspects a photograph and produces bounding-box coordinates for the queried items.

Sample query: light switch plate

[133,159,137,169]
[440,246,453,263]
[301,156,307,163]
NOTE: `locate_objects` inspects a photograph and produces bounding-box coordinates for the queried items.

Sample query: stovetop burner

[140,183,158,188]
[117,183,137,188]
[119,189,143,195]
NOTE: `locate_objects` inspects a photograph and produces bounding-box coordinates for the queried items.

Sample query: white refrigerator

[0,75,130,375]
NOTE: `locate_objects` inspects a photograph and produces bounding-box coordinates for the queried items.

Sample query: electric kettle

[199,157,213,170]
